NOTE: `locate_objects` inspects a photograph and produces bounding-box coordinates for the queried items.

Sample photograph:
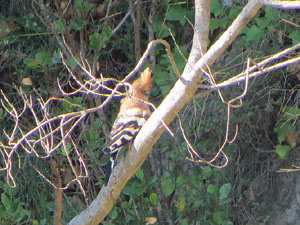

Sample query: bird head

[132,67,153,94]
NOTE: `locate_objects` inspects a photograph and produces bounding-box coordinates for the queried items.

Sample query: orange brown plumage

[104,67,153,183]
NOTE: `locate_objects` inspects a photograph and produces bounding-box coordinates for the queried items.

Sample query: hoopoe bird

[103,67,153,184]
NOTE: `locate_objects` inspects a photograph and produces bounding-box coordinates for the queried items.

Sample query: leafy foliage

[0,183,31,224]
[0,0,299,224]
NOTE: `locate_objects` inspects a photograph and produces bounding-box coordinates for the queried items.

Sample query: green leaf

[35,51,51,66]
[52,50,61,64]
[24,58,42,69]
[165,6,188,26]
[0,205,6,217]
[213,212,223,225]
[53,19,65,33]
[179,198,186,211]
[86,2,94,12]
[228,6,241,19]
[180,218,189,225]
[276,145,291,158]
[12,205,30,223]
[210,18,218,33]
[101,26,112,42]
[94,179,105,186]
[60,142,71,156]
[135,168,144,180]
[289,30,300,45]
[161,172,175,197]
[65,57,78,70]
[1,193,11,210]
[93,118,102,129]
[40,218,48,225]
[159,83,172,96]
[154,19,170,38]
[69,18,88,30]
[122,184,144,197]
[83,128,100,143]
[211,0,223,17]
[68,96,83,105]
[89,33,101,50]
[219,183,231,200]
[246,25,264,42]
[74,0,84,10]
[210,17,228,33]
[32,220,39,225]
[264,7,281,22]
[194,198,205,207]
[176,174,185,186]
[74,0,94,13]
[203,166,212,178]
[108,207,118,219]
[146,176,157,188]
[219,197,231,206]
[207,184,218,195]
[154,64,172,96]
[255,16,270,29]
[149,193,157,206]
[171,46,188,73]
[282,106,300,120]
[89,27,112,50]
[274,123,294,144]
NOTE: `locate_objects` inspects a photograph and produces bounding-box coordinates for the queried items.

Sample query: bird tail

[104,151,118,185]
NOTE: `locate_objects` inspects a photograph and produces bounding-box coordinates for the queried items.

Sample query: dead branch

[111,1,137,36]
[198,42,300,92]
[0,38,179,189]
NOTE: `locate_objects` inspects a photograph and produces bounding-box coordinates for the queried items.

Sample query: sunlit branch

[199,43,300,91]
[261,0,300,9]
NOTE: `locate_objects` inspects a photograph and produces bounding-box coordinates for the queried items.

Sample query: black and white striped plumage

[104,68,153,184]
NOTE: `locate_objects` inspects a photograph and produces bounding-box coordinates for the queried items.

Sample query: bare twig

[180,58,255,168]
[198,43,300,92]
[111,1,136,36]
[0,38,179,186]
[278,165,300,172]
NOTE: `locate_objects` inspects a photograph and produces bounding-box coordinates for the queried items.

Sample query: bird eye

[150,72,154,78]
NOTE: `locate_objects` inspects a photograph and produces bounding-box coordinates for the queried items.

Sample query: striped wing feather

[103,67,152,184]
[104,110,150,154]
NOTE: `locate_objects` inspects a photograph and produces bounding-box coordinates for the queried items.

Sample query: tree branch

[198,43,300,91]
[183,0,210,73]
[67,0,263,224]
[260,0,300,9]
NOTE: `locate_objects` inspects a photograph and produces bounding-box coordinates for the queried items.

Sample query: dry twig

[0,39,178,187]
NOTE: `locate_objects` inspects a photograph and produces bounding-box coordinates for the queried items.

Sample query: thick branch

[261,0,300,9]
[67,1,263,224]
[184,0,210,72]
